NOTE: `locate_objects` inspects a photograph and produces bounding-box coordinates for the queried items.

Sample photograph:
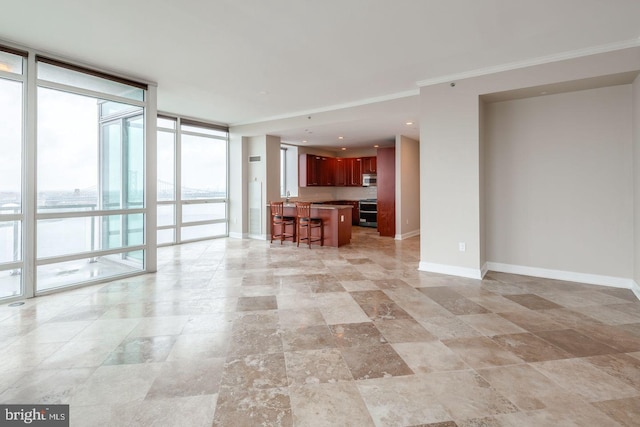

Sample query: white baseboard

[481,262,489,278]
[228,232,247,239]
[418,262,484,280]
[248,234,267,241]
[394,229,420,240]
[631,280,640,300]
[486,262,635,289]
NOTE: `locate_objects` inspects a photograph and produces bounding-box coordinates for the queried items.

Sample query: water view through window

[0,52,24,298]
[35,87,145,291]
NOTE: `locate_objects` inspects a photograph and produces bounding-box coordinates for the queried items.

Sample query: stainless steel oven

[359,199,377,228]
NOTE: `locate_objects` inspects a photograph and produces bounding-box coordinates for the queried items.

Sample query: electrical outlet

[459,242,466,252]
[340,215,344,222]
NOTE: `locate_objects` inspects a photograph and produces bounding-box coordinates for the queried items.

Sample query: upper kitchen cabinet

[347,157,362,186]
[335,157,362,186]
[299,153,320,186]
[319,156,335,186]
[300,154,372,187]
[299,153,335,187]
[335,158,347,186]
[362,156,377,174]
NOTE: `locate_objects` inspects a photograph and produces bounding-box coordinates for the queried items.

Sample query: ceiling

[1,0,640,149]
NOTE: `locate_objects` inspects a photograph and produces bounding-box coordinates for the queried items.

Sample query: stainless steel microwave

[362,174,377,186]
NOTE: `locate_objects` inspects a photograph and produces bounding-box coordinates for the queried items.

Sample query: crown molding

[416,37,640,88]
[231,89,419,127]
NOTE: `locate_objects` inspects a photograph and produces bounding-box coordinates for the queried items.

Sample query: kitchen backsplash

[292,185,377,202]
[335,186,377,200]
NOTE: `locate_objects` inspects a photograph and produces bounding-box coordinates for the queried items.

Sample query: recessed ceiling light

[341,147,347,150]
[338,136,344,140]
[405,121,413,125]
[374,145,379,148]
[302,140,307,143]
[540,91,548,95]
[258,90,269,95]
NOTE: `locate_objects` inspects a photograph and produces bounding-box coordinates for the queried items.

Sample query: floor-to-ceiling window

[35,58,148,292]
[0,42,154,302]
[0,47,26,299]
[157,116,177,245]
[157,117,228,246]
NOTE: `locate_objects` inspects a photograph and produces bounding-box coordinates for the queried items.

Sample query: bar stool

[270,201,296,244]
[295,201,323,248]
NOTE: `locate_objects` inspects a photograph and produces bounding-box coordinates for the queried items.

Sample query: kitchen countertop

[281,203,352,210]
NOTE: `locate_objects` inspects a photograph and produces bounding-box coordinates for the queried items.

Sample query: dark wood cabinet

[362,156,377,174]
[300,154,373,187]
[299,154,318,187]
[335,158,347,186]
[320,157,335,186]
[300,154,333,186]
[376,148,395,237]
[347,158,362,186]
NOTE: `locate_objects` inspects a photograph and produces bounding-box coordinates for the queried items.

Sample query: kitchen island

[279,203,352,247]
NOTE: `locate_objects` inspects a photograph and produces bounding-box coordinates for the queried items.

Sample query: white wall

[420,85,483,278]
[418,47,640,285]
[634,75,640,288]
[228,133,247,238]
[479,100,486,269]
[265,135,281,205]
[396,135,420,239]
[282,144,299,197]
[485,86,634,279]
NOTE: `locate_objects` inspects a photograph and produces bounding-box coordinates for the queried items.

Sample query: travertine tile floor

[1,227,640,426]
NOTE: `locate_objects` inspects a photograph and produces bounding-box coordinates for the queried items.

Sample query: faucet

[285,190,290,203]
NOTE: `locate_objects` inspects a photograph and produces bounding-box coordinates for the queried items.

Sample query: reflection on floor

[0,227,639,426]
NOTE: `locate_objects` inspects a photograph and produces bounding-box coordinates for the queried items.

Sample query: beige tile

[373,318,436,343]
[213,386,292,427]
[339,344,413,380]
[476,364,577,411]
[419,316,483,340]
[392,341,468,373]
[490,333,573,362]
[316,293,370,324]
[220,353,287,390]
[145,358,224,399]
[126,315,189,338]
[284,348,353,385]
[166,332,230,361]
[0,368,94,404]
[531,358,640,402]
[458,313,527,336]
[281,324,336,351]
[71,364,163,406]
[181,313,235,334]
[22,320,91,343]
[592,396,640,427]
[329,322,387,347]
[40,339,118,368]
[227,328,283,356]
[290,382,374,427]
[5,228,640,426]
[278,307,326,329]
[129,395,218,427]
[442,336,525,368]
[357,375,451,426]
[494,400,621,427]
[585,353,640,390]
